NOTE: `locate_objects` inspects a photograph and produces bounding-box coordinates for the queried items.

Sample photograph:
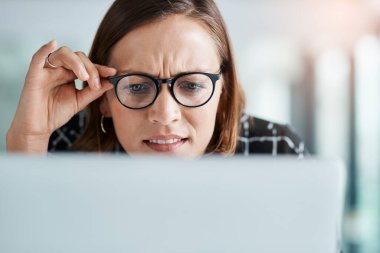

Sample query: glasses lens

[116,75,156,108]
[173,74,214,107]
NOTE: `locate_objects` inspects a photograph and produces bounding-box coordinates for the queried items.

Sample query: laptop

[0,155,345,253]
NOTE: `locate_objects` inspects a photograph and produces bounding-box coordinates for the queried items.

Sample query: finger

[76,79,114,112]
[76,52,102,90]
[46,46,90,82]
[48,65,112,91]
[30,40,57,72]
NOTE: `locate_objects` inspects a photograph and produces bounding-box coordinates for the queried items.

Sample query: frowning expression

[102,14,223,157]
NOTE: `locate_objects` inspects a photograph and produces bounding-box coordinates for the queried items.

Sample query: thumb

[95,64,117,78]
[76,81,113,112]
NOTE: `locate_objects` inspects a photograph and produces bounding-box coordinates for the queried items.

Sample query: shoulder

[235,113,306,157]
[49,112,307,156]
[48,111,86,152]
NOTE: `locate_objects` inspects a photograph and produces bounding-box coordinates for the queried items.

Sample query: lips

[143,135,188,152]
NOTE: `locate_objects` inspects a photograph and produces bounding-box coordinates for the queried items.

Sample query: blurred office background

[0,0,379,252]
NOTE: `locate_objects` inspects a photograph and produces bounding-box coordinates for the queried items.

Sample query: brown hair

[72,0,245,154]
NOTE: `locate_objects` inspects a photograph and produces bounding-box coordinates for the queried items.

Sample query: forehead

[108,14,221,75]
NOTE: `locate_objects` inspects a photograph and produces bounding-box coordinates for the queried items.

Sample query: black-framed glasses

[107,71,221,110]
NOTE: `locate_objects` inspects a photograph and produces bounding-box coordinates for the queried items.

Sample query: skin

[6,14,223,156]
[102,15,223,157]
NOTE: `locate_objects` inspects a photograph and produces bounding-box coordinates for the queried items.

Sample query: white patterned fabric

[48,111,306,156]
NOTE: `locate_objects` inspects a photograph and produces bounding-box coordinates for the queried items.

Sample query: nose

[147,85,181,125]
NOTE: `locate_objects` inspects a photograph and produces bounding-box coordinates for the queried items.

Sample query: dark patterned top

[48,111,306,157]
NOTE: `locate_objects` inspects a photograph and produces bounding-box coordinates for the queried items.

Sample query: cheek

[206,84,223,131]
[107,91,125,122]
[188,87,222,141]
[107,90,132,120]
[107,92,143,145]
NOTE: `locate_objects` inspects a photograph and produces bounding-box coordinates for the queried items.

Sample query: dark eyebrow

[116,70,153,76]
[116,68,219,77]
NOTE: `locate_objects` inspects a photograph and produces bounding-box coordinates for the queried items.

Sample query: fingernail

[94,77,101,89]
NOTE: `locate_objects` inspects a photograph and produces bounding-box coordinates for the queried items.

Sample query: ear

[99,94,112,117]
[220,85,225,94]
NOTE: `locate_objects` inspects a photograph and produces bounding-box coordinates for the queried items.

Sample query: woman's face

[103,15,223,157]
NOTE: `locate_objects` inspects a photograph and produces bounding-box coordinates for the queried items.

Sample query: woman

[6,0,305,157]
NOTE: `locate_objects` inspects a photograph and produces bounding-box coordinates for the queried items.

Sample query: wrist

[6,129,50,153]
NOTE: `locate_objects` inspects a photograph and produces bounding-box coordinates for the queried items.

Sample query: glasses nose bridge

[156,77,174,87]
[154,77,177,104]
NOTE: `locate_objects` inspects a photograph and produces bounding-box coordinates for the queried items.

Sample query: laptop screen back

[0,155,345,253]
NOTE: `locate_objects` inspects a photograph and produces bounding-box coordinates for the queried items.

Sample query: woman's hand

[6,40,117,153]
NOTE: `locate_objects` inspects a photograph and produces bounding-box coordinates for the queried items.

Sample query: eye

[130,84,144,91]
[124,83,152,94]
[178,82,204,91]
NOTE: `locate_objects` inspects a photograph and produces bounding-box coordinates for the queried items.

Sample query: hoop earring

[100,115,107,134]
